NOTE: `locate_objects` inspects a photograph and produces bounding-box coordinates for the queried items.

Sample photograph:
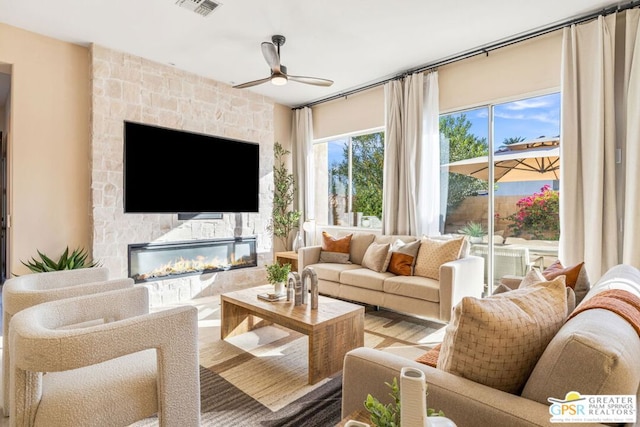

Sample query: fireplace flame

[134,255,249,281]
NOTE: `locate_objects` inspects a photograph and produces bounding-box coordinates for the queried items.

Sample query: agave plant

[458,221,486,238]
[20,246,101,273]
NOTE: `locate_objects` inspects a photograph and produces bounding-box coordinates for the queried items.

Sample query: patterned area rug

[134,295,446,426]
[134,365,342,427]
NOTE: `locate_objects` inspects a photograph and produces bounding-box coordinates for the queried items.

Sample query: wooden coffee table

[220,284,365,384]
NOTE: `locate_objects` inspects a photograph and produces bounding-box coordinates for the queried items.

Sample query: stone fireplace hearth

[89,45,274,305]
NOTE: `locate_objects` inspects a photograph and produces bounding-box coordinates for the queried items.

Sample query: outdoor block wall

[445,195,521,235]
[90,44,274,305]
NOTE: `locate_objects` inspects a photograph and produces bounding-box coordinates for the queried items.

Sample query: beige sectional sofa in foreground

[342,263,640,427]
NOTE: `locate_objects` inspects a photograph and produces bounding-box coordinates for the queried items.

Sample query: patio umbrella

[443,137,560,182]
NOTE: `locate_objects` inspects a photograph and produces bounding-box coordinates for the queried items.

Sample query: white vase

[273,281,285,296]
[400,367,427,427]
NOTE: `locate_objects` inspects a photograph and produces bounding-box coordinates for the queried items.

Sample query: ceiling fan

[233,35,334,89]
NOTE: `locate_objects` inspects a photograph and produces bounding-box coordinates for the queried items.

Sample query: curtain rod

[294,0,640,110]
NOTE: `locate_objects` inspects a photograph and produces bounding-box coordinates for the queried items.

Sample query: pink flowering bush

[507,185,559,240]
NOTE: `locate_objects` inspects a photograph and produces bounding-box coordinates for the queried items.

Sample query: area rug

[135,295,446,426]
[133,365,342,427]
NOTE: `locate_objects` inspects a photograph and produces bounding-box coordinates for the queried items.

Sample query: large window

[313,129,384,228]
[441,92,560,292]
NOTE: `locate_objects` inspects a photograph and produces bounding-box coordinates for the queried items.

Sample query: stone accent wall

[90,44,274,305]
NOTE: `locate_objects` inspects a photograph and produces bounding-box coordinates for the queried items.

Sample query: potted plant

[364,377,445,426]
[458,221,486,243]
[20,246,101,274]
[266,262,291,296]
[269,142,301,251]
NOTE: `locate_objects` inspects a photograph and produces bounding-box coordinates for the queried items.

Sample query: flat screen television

[123,121,259,214]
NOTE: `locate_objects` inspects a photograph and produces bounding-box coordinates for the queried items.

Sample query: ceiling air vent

[175,0,222,17]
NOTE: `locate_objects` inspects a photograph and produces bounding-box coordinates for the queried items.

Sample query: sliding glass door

[441,92,560,294]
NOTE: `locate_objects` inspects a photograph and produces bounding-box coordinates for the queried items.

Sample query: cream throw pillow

[494,269,576,314]
[361,242,391,273]
[437,278,567,394]
[413,237,464,279]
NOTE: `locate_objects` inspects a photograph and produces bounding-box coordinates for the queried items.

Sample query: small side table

[274,250,298,272]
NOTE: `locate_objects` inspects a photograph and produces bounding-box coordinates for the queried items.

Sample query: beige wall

[311,30,562,138]
[274,103,292,152]
[0,24,91,276]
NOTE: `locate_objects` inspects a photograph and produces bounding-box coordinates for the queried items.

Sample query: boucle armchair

[1,267,133,415]
[8,286,200,427]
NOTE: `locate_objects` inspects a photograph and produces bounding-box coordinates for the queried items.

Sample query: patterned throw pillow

[542,260,590,304]
[386,240,421,276]
[437,278,567,394]
[413,237,465,280]
[319,231,353,264]
[361,242,392,273]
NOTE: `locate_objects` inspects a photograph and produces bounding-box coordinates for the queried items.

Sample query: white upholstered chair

[1,267,133,415]
[8,286,200,427]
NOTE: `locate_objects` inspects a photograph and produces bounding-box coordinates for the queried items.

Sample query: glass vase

[292,231,304,253]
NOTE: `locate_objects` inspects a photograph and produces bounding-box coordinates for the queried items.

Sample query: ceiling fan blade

[232,76,272,89]
[261,42,281,73]
[286,74,334,87]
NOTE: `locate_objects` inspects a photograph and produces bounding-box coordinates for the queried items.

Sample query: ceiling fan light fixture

[271,73,288,86]
[233,35,332,89]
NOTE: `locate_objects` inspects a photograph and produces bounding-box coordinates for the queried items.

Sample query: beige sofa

[342,264,640,427]
[298,232,484,322]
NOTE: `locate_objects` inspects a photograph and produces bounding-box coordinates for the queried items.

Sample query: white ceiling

[0,0,625,107]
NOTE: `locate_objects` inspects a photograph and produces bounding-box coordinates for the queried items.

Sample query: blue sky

[463,92,560,146]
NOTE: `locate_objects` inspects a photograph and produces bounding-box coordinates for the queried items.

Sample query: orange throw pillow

[319,231,353,263]
[321,231,352,253]
[387,240,421,276]
[542,260,583,289]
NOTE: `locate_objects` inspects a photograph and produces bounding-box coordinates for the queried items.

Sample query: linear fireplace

[128,237,257,283]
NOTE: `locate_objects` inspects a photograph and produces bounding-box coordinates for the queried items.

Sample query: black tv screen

[123,121,259,214]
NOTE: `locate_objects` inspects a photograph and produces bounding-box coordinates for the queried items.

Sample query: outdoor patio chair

[470,245,543,292]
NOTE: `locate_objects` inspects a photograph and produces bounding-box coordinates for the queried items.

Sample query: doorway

[1,130,6,283]
[0,67,11,284]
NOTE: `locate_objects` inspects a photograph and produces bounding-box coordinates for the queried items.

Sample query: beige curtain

[382,79,404,234]
[561,10,640,279]
[292,107,314,229]
[420,71,441,236]
[383,72,439,236]
[399,72,424,235]
[622,9,640,266]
